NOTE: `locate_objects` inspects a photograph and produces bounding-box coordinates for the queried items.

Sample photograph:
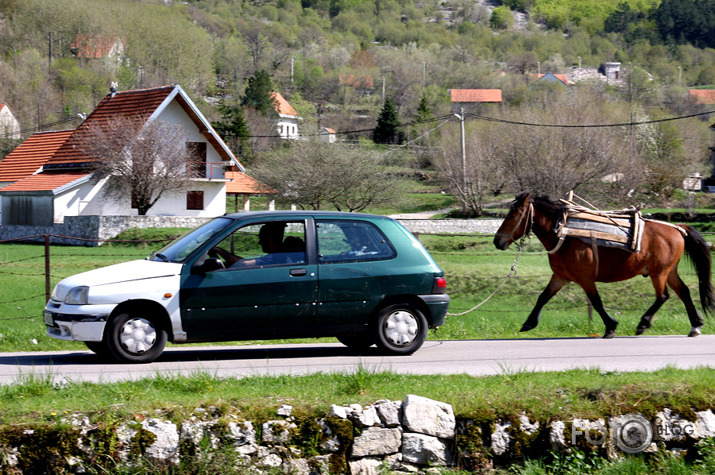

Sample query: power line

[465,109,715,128]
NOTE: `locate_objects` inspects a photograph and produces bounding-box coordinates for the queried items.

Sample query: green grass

[2,366,714,425]
[1,231,713,353]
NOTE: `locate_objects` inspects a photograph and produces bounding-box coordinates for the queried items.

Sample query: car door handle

[290,268,307,277]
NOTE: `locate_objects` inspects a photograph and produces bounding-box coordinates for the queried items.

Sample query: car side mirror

[192,257,225,275]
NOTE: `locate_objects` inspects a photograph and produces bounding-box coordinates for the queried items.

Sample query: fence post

[44,234,51,302]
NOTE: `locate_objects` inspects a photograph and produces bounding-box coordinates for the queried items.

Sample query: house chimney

[110,81,118,99]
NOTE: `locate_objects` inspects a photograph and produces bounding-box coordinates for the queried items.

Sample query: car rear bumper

[419,293,450,327]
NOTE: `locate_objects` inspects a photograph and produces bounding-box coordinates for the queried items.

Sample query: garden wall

[3,394,714,474]
[0,216,503,245]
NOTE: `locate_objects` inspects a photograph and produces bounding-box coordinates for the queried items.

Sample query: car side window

[209,221,306,269]
[316,220,395,264]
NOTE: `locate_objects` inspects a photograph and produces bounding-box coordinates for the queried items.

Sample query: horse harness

[548,198,688,279]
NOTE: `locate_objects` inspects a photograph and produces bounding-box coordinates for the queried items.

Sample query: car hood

[55,260,183,295]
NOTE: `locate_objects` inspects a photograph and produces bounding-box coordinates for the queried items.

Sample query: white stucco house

[0,85,268,226]
[0,104,21,139]
[271,91,302,139]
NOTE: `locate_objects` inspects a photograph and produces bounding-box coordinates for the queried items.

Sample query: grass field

[0,231,711,353]
[1,232,715,473]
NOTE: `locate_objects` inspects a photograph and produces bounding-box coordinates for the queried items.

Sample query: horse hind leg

[635,288,669,335]
[667,270,705,337]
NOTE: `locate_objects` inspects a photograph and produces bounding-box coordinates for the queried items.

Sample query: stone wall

[0,215,212,246]
[0,216,502,245]
[4,394,715,474]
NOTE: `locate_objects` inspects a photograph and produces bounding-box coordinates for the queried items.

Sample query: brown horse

[493,192,715,338]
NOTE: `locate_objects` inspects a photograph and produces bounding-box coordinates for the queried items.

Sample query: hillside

[0,0,713,142]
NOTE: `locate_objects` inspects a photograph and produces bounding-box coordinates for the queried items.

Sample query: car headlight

[65,286,89,305]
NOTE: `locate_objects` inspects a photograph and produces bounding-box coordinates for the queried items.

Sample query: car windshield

[150,217,234,263]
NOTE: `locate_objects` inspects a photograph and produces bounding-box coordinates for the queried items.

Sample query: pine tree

[212,104,254,162]
[413,94,434,146]
[373,96,405,145]
[242,70,277,116]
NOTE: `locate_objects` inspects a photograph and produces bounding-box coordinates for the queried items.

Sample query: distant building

[0,104,21,139]
[530,72,569,86]
[449,89,502,113]
[689,90,715,105]
[271,92,302,139]
[70,34,126,60]
[320,127,337,143]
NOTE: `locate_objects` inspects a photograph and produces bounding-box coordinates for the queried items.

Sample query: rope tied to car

[446,234,526,317]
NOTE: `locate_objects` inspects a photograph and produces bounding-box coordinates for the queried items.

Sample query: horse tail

[681,225,715,316]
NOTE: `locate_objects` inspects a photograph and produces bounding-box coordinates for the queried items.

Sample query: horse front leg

[581,283,618,339]
[521,275,569,332]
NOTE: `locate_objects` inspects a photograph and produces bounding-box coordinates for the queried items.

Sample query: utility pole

[454,107,467,195]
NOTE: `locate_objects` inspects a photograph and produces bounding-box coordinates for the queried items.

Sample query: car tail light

[432,276,447,293]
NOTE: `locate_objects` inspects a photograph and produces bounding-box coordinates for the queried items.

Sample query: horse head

[493,192,533,250]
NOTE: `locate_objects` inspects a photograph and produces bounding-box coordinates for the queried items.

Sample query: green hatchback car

[44,211,449,363]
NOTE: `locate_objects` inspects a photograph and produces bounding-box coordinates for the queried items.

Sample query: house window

[187,190,204,210]
[186,142,207,178]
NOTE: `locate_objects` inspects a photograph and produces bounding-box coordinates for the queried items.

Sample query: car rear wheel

[105,312,167,363]
[373,304,428,355]
[336,333,375,352]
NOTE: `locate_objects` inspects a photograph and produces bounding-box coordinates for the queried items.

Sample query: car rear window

[316,220,395,263]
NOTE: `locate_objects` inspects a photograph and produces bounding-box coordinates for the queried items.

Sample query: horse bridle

[496,198,534,243]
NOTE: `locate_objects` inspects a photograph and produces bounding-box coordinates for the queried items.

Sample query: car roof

[222,210,393,221]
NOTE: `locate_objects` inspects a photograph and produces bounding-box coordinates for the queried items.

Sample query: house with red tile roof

[0,103,21,139]
[449,89,502,113]
[689,90,715,105]
[70,34,126,60]
[0,85,270,225]
[271,92,302,139]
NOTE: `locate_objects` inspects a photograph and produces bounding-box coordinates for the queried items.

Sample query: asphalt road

[0,335,713,384]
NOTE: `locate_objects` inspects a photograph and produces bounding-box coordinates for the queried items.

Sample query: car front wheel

[373,304,428,355]
[105,312,167,363]
[337,333,375,352]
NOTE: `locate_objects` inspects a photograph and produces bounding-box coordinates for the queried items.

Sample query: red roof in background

[690,90,715,104]
[70,34,125,59]
[225,170,275,194]
[270,92,300,118]
[1,172,89,192]
[450,89,503,103]
[0,130,74,182]
[48,86,175,167]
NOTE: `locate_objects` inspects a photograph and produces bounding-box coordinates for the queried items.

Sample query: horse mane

[514,191,563,220]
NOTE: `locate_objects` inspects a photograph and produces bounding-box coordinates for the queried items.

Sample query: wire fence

[0,231,712,323]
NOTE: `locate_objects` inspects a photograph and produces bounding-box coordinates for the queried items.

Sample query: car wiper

[152,252,170,262]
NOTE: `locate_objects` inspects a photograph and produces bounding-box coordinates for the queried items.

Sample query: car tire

[336,333,375,352]
[373,304,428,355]
[85,341,111,358]
[105,312,167,363]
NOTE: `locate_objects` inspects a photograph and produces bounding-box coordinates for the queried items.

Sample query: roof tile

[450,89,503,103]
[0,130,74,182]
[225,170,275,194]
[48,86,176,166]
[1,172,89,192]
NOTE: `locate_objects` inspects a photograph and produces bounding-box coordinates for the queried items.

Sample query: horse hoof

[602,330,616,339]
[688,327,702,337]
[635,326,647,336]
[520,324,535,332]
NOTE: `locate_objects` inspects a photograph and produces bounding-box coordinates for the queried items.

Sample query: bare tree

[80,116,196,215]
[437,89,633,208]
[252,136,405,212]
